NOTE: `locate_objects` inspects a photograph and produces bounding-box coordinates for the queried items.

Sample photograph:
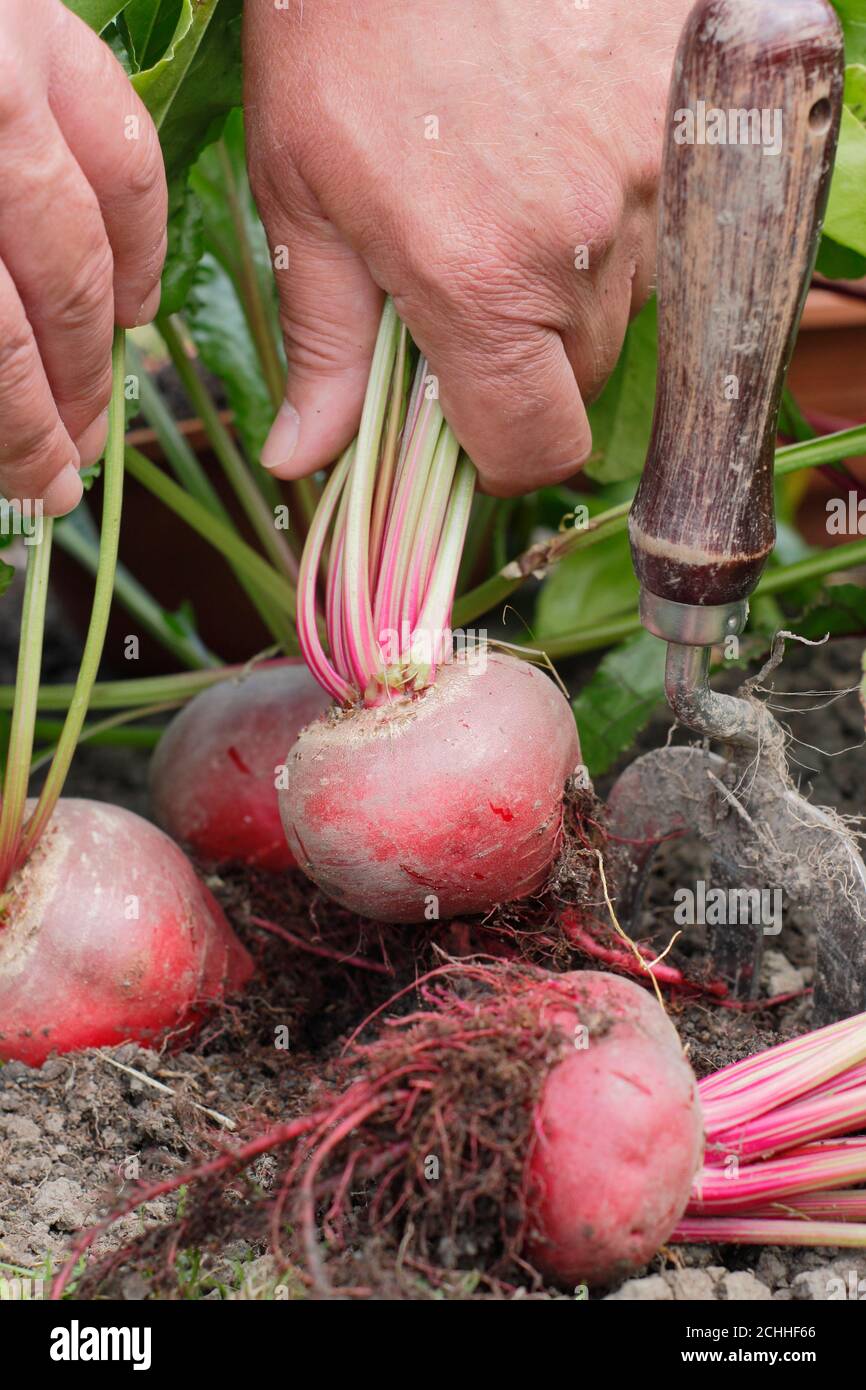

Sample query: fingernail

[261,402,301,471]
[42,464,83,518]
[76,410,109,467]
[136,280,162,327]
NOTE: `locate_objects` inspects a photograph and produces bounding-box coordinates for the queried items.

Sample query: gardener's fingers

[253,177,384,478]
[386,198,650,494]
[560,253,644,411]
[0,0,166,501]
[405,304,593,499]
[0,260,82,516]
[384,211,600,495]
[0,102,116,453]
[50,4,168,330]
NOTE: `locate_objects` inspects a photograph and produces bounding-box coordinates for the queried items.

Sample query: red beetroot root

[0,799,252,1066]
[279,651,581,923]
[526,970,704,1287]
[52,965,702,1297]
[150,661,329,870]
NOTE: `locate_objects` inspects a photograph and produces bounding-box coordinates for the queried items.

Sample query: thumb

[257,186,383,479]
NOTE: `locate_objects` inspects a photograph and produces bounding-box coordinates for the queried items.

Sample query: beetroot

[526,970,704,1286]
[57,964,866,1297]
[150,661,329,870]
[280,650,580,922]
[0,799,252,1066]
[288,304,583,924]
[0,337,253,1068]
[54,964,703,1295]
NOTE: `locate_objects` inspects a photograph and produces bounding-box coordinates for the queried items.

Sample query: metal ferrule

[640,589,762,747]
[664,643,763,748]
[639,590,748,647]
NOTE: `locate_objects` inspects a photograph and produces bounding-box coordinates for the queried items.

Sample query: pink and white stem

[671,1010,866,1250]
[296,299,477,707]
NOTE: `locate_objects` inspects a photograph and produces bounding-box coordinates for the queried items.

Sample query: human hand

[245,0,691,496]
[0,0,167,516]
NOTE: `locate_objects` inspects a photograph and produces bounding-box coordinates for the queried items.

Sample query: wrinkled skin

[244,0,692,495]
[0,800,252,1066]
[0,0,166,514]
[280,652,580,923]
[150,661,329,871]
[526,971,704,1287]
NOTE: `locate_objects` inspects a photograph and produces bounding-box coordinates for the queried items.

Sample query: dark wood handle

[629,0,843,606]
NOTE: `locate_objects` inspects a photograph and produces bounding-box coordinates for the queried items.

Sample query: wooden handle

[629,0,843,607]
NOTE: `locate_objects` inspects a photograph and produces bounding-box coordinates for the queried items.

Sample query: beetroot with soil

[287,304,581,923]
[277,966,703,1291]
[48,964,706,1295]
[150,661,329,871]
[526,969,703,1285]
[0,799,252,1067]
[0,334,252,1067]
[281,650,580,922]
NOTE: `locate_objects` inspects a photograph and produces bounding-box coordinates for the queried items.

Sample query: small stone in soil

[718,1271,773,1301]
[605,1274,674,1301]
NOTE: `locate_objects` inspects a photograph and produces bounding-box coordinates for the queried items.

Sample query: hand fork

[606,0,866,1023]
